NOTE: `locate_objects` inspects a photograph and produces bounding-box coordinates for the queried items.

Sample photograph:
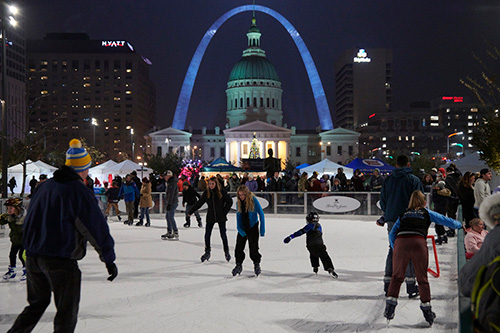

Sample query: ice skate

[2,266,16,281]
[128,220,134,226]
[254,263,261,276]
[117,215,122,221]
[197,220,203,228]
[384,297,397,321]
[232,264,242,276]
[145,221,150,227]
[328,268,338,279]
[313,267,318,274]
[420,303,436,326]
[20,267,26,282]
[183,222,190,228]
[123,220,129,225]
[135,221,143,226]
[224,251,231,262]
[173,231,179,240]
[201,250,211,262]
[161,232,173,240]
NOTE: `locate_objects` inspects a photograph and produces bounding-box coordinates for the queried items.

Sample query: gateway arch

[171,5,334,130]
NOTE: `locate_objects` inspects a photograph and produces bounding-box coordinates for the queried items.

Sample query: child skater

[232,185,265,276]
[384,190,462,326]
[1,198,26,281]
[283,211,338,279]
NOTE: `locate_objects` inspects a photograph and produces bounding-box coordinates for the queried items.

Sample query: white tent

[446,152,500,189]
[88,160,118,185]
[106,160,152,178]
[6,160,57,194]
[300,158,355,179]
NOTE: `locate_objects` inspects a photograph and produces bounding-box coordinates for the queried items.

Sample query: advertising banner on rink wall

[313,196,361,213]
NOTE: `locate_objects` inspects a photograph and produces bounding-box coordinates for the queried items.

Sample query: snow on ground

[0,214,459,332]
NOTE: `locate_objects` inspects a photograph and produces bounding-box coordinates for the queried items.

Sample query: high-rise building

[0,19,26,141]
[334,48,393,130]
[26,33,156,160]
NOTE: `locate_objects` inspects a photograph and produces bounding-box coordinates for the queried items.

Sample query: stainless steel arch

[171,5,334,130]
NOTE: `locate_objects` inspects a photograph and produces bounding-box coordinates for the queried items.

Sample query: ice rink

[0,214,460,332]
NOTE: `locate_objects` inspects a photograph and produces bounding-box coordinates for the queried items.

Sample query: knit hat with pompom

[65,139,92,172]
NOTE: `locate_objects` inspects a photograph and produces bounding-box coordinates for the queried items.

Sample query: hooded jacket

[0,207,25,245]
[188,187,232,223]
[118,180,140,203]
[380,167,424,222]
[23,165,116,264]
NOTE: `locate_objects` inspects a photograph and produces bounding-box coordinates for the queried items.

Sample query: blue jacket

[236,196,265,237]
[389,208,462,248]
[23,166,116,264]
[118,180,140,202]
[380,167,423,222]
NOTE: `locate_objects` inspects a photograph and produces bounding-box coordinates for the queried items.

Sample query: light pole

[447,131,463,154]
[91,118,98,146]
[130,128,134,160]
[451,143,464,156]
[1,3,18,198]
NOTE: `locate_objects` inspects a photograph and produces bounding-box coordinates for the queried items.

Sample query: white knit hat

[479,192,500,229]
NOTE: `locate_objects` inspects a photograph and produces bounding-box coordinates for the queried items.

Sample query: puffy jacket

[380,167,423,222]
[288,221,324,246]
[188,188,232,223]
[0,208,25,245]
[236,196,265,237]
[165,177,179,205]
[118,181,140,202]
[139,182,152,208]
[464,229,488,255]
[182,185,200,206]
[23,165,116,264]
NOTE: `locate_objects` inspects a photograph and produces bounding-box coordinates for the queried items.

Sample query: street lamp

[138,162,147,179]
[130,128,134,160]
[447,131,463,154]
[1,3,19,198]
[91,118,98,146]
[371,147,381,158]
[451,143,464,156]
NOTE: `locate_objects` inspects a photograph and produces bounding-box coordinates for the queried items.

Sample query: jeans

[234,225,261,264]
[165,203,178,232]
[125,201,134,222]
[205,220,229,252]
[139,207,150,223]
[185,204,201,225]
[8,256,81,333]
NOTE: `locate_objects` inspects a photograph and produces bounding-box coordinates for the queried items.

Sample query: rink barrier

[457,228,474,333]
[427,235,440,278]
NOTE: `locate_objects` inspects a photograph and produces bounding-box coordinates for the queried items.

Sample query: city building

[334,48,393,130]
[148,18,359,168]
[26,33,156,160]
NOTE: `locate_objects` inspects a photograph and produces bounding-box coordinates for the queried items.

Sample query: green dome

[228,56,280,82]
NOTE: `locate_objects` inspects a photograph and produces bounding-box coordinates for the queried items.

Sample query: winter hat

[65,139,91,172]
[438,168,446,178]
[431,168,438,173]
[479,192,500,229]
[4,197,22,208]
[39,174,47,180]
[437,181,446,189]
[183,181,190,187]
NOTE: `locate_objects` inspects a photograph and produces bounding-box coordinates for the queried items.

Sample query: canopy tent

[201,157,241,173]
[445,152,500,189]
[88,160,119,185]
[106,160,153,178]
[345,158,395,174]
[6,160,57,193]
[300,159,354,179]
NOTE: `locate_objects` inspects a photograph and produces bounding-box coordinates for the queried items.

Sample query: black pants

[235,225,261,264]
[8,256,81,333]
[205,220,229,252]
[307,243,334,271]
[133,197,140,219]
[9,244,25,267]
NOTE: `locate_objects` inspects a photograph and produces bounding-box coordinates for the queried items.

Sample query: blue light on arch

[172,5,334,130]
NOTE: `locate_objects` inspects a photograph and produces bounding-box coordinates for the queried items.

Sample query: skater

[187,176,232,262]
[182,181,202,228]
[162,170,179,240]
[432,181,451,245]
[1,198,26,281]
[104,181,122,221]
[137,177,152,226]
[118,174,140,225]
[283,211,338,278]
[232,185,265,276]
[384,190,461,326]
[7,138,117,333]
[8,176,16,195]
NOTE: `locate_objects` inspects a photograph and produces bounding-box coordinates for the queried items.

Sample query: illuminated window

[468,136,473,140]
[405,136,409,141]
[398,136,402,141]
[41,90,48,95]
[471,108,478,112]
[430,116,439,121]
[125,91,132,94]
[104,118,109,122]
[430,123,438,127]
[382,144,387,148]
[468,122,473,126]
[468,129,472,133]
[242,144,248,155]
[114,97,121,101]
[126,69,132,73]
[41,76,48,80]
[114,140,121,144]
[412,136,415,141]
[468,115,473,119]
[446,108,450,113]
[382,137,386,141]
[83,83,91,87]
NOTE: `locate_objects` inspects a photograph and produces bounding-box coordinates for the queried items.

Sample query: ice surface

[0,214,459,332]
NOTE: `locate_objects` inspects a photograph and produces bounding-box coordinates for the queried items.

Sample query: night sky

[22,0,500,130]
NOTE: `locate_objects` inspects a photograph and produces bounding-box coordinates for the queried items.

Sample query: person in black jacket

[130,171,142,219]
[104,181,122,221]
[182,181,202,228]
[457,171,476,229]
[188,176,232,262]
[283,212,338,278]
[432,181,450,245]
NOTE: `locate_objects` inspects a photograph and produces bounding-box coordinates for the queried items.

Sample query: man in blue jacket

[379,155,423,298]
[118,174,140,225]
[8,139,117,333]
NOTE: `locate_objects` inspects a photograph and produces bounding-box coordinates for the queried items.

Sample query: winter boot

[20,267,26,282]
[420,302,436,326]
[224,251,231,262]
[254,262,261,276]
[201,249,211,262]
[2,266,16,280]
[173,231,179,240]
[328,268,338,279]
[435,236,443,245]
[128,220,134,226]
[313,267,319,274]
[197,220,203,228]
[232,263,242,276]
[161,232,173,240]
[117,215,122,221]
[123,220,129,225]
[136,220,143,226]
[384,297,398,320]
[183,222,190,228]
[446,229,455,238]
[145,221,150,227]
[442,235,448,244]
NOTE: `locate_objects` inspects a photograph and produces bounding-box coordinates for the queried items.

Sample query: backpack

[471,256,500,332]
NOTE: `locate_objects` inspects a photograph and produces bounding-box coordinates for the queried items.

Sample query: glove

[0,213,9,220]
[167,204,173,211]
[284,236,292,244]
[106,262,118,282]
[376,216,385,227]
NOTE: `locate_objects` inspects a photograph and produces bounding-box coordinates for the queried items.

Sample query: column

[225,141,230,162]
[236,141,241,166]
